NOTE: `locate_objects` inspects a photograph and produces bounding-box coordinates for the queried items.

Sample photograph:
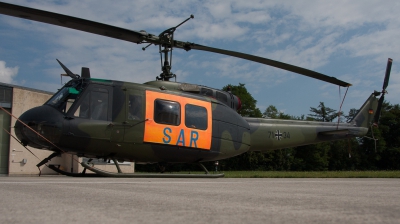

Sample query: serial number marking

[268,130,290,140]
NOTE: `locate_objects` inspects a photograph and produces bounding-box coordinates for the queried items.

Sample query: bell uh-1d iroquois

[0,2,393,177]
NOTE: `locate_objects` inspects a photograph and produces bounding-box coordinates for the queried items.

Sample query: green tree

[263,105,278,118]
[308,102,339,122]
[220,83,264,170]
[358,125,386,170]
[326,107,366,170]
[291,102,338,171]
[262,148,295,171]
[328,139,361,170]
[263,105,293,119]
[345,108,359,122]
[369,103,400,169]
[223,83,262,117]
[356,102,400,170]
[291,143,330,171]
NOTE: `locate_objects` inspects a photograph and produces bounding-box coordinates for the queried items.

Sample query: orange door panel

[144,90,212,150]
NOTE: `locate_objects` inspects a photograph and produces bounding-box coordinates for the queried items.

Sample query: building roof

[0,82,54,95]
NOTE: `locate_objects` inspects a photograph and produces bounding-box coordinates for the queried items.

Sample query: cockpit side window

[46,87,80,114]
[73,92,90,118]
[72,89,109,121]
[128,94,143,121]
[90,91,108,120]
[47,88,68,107]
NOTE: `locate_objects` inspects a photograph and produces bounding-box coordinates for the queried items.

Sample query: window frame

[153,99,181,126]
[67,85,111,121]
[127,93,143,121]
[185,104,208,130]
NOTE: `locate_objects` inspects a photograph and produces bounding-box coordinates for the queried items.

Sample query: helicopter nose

[15,105,64,149]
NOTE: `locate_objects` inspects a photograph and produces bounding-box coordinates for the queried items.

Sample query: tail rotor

[373,58,393,124]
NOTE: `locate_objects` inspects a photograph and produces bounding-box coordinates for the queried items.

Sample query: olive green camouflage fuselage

[15,78,378,164]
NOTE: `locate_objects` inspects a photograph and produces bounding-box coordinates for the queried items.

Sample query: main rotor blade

[0,2,145,44]
[56,59,77,79]
[0,1,352,87]
[178,43,351,87]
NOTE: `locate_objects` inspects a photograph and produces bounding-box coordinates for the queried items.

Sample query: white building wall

[8,87,63,175]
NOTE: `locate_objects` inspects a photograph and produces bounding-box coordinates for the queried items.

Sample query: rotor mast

[143,14,194,81]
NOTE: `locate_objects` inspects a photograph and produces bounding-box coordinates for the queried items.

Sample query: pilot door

[109,89,145,144]
[63,84,113,151]
[124,89,145,143]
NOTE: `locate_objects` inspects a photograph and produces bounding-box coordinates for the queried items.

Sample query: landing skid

[48,164,101,177]
[80,161,225,178]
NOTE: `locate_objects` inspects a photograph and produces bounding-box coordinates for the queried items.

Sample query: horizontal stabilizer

[318,129,350,136]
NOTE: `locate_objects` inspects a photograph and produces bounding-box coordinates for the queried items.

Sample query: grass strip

[221,170,400,178]
[137,170,400,178]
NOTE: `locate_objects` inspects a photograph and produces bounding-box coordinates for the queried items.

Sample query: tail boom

[245,118,368,152]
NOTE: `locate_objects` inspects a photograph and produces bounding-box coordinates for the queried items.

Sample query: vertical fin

[351,58,393,127]
[350,94,379,128]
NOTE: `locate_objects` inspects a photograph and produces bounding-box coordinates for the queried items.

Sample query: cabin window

[128,94,143,120]
[0,86,12,108]
[154,99,180,125]
[216,91,228,103]
[185,104,207,130]
[72,89,109,121]
[200,88,214,97]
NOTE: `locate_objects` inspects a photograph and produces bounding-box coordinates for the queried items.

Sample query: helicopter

[0,2,393,177]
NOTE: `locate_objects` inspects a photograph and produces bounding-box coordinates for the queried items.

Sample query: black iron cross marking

[275,130,282,140]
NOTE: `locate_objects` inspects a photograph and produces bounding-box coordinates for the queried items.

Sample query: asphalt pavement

[0,177,399,223]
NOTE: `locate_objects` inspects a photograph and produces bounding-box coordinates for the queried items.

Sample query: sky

[0,0,399,118]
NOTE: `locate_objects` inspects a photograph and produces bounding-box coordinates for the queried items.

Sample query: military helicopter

[0,2,393,177]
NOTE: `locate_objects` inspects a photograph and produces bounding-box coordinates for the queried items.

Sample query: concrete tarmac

[0,177,399,224]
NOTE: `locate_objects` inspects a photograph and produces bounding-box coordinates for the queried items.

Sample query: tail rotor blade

[374,95,385,123]
[374,58,393,124]
[382,58,392,90]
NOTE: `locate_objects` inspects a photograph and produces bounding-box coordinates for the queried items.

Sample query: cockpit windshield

[46,81,86,114]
